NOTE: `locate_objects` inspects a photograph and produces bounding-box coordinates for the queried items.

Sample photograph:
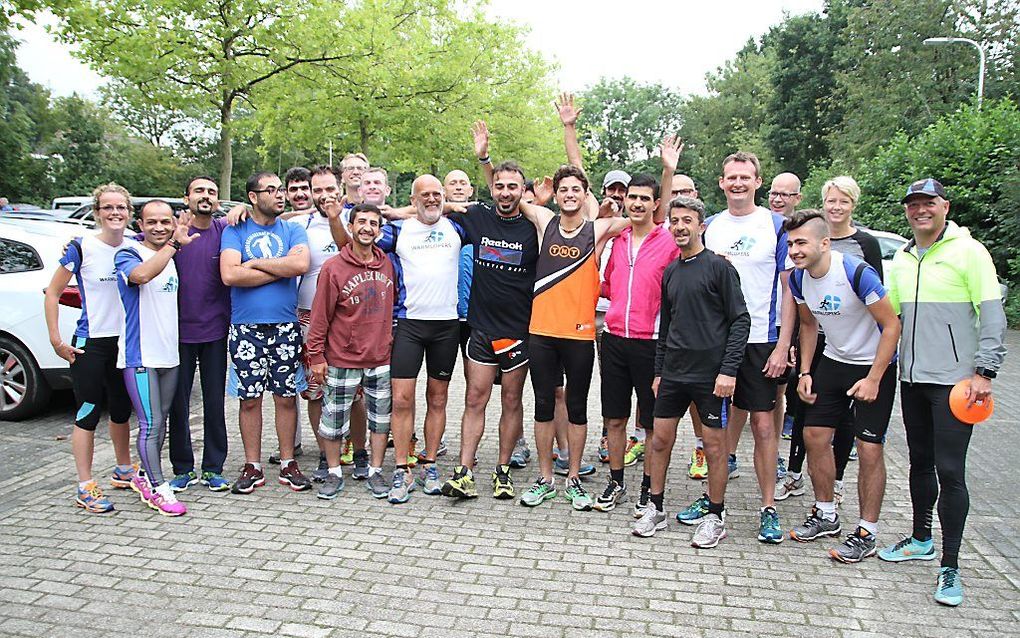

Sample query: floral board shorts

[227,322,304,400]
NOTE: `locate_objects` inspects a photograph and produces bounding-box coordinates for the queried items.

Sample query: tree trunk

[359,118,370,156]
[218,99,233,199]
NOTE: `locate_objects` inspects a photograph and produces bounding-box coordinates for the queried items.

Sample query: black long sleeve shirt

[655,248,750,382]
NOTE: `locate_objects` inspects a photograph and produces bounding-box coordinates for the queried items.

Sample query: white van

[50,196,92,212]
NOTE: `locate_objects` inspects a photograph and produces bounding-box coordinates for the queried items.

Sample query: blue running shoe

[553,458,596,476]
[781,414,794,440]
[757,506,784,544]
[75,481,114,513]
[727,455,740,480]
[200,471,231,492]
[934,567,963,606]
[509,438,531,469]
[878,535,936,562]
[677,493,710,526]
[169,471,198,492]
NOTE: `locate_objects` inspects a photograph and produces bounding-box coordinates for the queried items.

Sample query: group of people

[43,94,1006,608]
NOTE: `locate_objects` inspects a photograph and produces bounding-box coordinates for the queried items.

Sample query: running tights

[900,382,974,569]
[124,367,179,486]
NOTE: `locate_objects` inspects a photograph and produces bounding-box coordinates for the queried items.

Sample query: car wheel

[0,336,51,420]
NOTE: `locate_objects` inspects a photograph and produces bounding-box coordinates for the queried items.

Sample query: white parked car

[0,217,85,419]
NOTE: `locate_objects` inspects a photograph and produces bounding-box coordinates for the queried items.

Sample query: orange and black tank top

[529,217,599,340]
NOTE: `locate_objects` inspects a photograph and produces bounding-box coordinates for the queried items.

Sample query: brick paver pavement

[2,333,1019,637]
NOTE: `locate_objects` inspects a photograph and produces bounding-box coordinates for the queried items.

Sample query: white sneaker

[632,507,667,537]
[691,513,727,548]
[775,474,805,501]
[834,480,845,508]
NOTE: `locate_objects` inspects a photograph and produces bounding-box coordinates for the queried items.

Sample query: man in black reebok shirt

[637,196,749,546]
[441,161,539,500]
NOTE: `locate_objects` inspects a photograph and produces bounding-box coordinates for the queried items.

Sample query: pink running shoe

[130,474,153,502]
[147,482,187,517]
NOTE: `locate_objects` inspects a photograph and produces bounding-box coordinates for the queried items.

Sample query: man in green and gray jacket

[879,178,1007,608]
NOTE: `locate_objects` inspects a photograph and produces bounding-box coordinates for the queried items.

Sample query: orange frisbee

[949,380,994,424]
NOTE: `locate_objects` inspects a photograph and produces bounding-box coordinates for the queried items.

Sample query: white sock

[328,466,343,477]
[834,479,844,492]
[79,480,92,490]
[695,437,704,450]
[816,501,837,521]
[859,519,878,536]
[790,471,802,480]
[368,466,382,477]
[634,429,646,442]
[250,462,263,471]
[279,459,294,467]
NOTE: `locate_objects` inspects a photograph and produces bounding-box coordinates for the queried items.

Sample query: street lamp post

[923,37,986,108]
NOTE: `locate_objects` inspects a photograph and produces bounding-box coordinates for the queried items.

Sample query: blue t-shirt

[789,250,887,365]
[220,217,308,325]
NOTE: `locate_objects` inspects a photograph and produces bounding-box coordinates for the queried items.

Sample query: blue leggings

[124,367,179,486]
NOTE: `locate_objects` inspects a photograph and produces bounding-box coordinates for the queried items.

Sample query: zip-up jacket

[887,221,1007,385]
[655,249,750,381]
[306,244,395,369]
[602,224,679,340]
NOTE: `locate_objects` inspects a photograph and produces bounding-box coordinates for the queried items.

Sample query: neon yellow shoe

[339,438,354,466]
[623,437,645,467]
[688,448,708,479]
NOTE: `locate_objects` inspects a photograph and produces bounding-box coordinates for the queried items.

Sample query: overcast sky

[13,0,824,98]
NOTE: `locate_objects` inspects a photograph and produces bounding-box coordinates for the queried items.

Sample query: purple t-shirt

[175,217,231,343]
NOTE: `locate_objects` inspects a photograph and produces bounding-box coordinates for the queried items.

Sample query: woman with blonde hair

[44,183,138,512]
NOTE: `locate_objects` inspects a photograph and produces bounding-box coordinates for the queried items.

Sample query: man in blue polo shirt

[221,171,311,495]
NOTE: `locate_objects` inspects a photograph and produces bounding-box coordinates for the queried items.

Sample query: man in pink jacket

[306,204,396,502]
[593,174,680,515]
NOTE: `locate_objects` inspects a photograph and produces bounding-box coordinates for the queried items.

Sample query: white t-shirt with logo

[115,243,180,368]
[59,235,136,339]
[789,250,886,365]
[290,212,339,310]
[704,206,787,344]
[377,216,464,320]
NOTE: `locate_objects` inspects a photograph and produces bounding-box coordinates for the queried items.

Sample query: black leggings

[529,335,594,425]
[901,382,974,569]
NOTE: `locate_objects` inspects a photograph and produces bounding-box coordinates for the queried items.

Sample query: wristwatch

[798,371,812,379]
[974,367,997,380]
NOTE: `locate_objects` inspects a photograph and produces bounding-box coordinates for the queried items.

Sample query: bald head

[444,169,473,202]
[669,174,698,200]
[411,174,445,224]
[768,172,802,215]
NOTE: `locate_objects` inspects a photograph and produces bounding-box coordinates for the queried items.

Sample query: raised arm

[657,134,683,224]
[126,216,199,284]
[472,120,495,192]
[320,194,351,250]
[556,92,585,171]
[518,201,556,238]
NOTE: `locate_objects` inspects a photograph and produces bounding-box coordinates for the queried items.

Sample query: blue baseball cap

[901,178,947,203]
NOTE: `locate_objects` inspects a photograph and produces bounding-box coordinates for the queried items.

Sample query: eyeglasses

[672,188,696,196]
[341,166,367,173]
[251,186,284,196]
[98,204,131,213]
[769,191,800,199]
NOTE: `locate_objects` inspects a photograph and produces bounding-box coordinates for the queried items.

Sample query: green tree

[848,100,1020,284]
[99,78,190,147]
[573,77,685,181]
[761,9,846,180]
[828,0,1017,164]
[250,1,560,189]
[48,0,385,196]
[682,41,778,212]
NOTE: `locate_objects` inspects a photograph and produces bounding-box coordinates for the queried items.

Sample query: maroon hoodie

[306,243,395,369]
